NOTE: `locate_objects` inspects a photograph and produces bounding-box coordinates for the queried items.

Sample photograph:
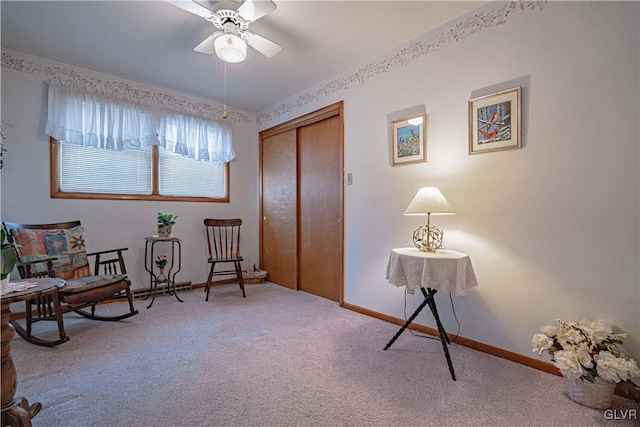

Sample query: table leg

[146,279,158,309]
[3,397,40,427]
[384,288,456,381]
[169,280,184,303]
[383,293,431,350]
[142,241,152,302]
[1,301,40,426]
[422,288,450,344]
[146,241,158,309]
[169,241,183,303]
[421,289,456,380]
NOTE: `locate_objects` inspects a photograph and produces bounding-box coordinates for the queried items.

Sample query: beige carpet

[9,283,640,426]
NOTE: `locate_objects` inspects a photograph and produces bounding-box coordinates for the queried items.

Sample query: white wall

[1,50,260,291]
[258,2,640,360]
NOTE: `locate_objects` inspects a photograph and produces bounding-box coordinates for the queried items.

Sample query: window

[46,83,233,202]
[51,138,229,202]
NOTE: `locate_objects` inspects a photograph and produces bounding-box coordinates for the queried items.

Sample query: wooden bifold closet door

[259,102,344,303]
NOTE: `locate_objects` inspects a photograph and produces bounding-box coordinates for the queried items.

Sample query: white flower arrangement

[155,253,168,269]
[532,319,640,392]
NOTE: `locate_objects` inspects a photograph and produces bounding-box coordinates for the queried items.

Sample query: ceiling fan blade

[165,0,212,18]
[245,32,281,58]
[237,0,277,22]
[194,32,223,54]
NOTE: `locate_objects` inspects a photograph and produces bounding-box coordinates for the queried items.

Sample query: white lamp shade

[404,187,455,215]
[214,34,247,63]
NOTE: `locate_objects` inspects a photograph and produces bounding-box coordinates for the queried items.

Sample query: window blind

[59,143,153,194]
[159,150,226,198]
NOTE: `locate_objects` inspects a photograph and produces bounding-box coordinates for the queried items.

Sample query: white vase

[563,375,616,409]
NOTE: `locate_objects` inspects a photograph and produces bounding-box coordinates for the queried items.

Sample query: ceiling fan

[167,0,282,63]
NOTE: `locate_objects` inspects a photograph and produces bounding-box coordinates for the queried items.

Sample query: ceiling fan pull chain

[222,62,228,120]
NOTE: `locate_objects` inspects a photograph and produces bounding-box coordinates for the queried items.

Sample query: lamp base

[412,225,444,252]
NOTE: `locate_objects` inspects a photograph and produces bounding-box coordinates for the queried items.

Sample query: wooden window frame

[50,137,230,202]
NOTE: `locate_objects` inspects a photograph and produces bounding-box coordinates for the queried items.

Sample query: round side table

[1,278,66,426]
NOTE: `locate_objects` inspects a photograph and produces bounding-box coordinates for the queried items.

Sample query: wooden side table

[1,278,65,427]
[143,235,183,309]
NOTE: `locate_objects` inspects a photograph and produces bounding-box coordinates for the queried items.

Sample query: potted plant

[532,319,640,408]
[1,229,17,289]
[157,213,178,237]
[155,253,168,281]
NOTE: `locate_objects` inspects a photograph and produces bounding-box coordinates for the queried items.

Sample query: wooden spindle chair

[203,218,245,300]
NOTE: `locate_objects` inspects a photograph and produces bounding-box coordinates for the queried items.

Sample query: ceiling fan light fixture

[214,33,247,63]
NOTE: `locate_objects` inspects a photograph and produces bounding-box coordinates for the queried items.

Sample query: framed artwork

[391,113,426,165]
[469,87,521,154]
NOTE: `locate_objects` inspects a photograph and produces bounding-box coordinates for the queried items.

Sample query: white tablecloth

[386,248,478,296]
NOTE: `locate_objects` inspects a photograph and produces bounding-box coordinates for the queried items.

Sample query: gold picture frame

[391,113,426,166]
[469,87,521,154]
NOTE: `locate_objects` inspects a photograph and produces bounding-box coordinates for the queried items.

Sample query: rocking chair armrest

[16,257,56,279]
[87,248,129,276]
[16,257,57,267]
[86,248,129,257]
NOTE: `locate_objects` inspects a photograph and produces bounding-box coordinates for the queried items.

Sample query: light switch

[347,173,353,185]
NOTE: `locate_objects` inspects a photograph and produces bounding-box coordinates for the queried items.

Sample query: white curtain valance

[157,114,234,163]
[45,84,158,150]
[45,83,234,162]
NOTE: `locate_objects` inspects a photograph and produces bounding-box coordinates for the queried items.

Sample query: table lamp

[404,187,455,252]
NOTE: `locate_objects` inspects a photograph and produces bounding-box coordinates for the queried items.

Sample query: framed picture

[391,113,426,165]
[469,87,521,154]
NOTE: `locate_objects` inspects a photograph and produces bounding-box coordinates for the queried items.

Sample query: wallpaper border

[257,1,546,125]
[1,51,252,124]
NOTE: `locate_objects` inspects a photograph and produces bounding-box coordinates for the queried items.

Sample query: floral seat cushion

[11,225,92,279]
[62,274,127,293]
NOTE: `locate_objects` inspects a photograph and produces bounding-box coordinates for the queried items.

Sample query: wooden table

[1,278,65,426]
[385,248,478,381]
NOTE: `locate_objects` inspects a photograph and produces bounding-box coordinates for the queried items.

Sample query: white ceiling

[1,1,486,113]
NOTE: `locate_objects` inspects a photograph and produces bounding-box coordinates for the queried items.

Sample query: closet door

[298,115,343,301]
[260,129,297,289]
[259,101,344,303]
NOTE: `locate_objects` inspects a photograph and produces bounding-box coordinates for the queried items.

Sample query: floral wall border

[257,1,546,125]
[1,51,252,124]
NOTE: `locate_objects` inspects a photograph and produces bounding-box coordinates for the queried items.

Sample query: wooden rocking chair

[3,220,139,346]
